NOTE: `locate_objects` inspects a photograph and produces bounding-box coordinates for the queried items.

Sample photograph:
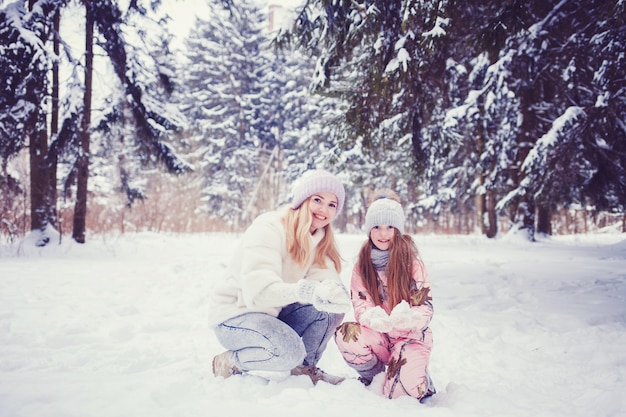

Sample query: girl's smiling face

[308,192,338,233]
[370,225,395,250]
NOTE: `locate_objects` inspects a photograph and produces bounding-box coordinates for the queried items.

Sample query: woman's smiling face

[307,192,338,233]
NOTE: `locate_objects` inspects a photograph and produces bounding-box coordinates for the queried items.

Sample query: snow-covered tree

[286,0,626,238]
[289,0,452,175]
[1,0,63,245]
[494,0,626,237]
[181,0,346,228]
[181,0,272,228]
[1,0,189,243]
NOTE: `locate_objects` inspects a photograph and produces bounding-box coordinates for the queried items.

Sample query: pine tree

[289,0,494,232]
[181,0,271,228]
[494,0,626,236]
[287,0,626,237]
[0,0,66,245]
[1,0,190,243]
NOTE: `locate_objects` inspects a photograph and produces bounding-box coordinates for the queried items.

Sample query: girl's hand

[360,306,393,333]
[389,300,424,330]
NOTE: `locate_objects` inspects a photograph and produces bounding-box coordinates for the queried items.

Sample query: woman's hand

[312,280,351,313]
[295,279,351,313]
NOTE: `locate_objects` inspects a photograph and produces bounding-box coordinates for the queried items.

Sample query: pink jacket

[351,258,433,341]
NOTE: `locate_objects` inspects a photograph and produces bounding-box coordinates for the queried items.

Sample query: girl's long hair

[358,229,418,312]
[281,199,342,272]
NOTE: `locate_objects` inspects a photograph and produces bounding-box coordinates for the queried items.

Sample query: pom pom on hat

[291,169,345,212]
[365,198,405,234]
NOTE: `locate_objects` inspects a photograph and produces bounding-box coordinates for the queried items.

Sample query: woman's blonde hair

[281,199,342,272]
[357,229,418,312]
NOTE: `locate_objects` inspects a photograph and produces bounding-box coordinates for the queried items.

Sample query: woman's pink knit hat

[291,169,345,212]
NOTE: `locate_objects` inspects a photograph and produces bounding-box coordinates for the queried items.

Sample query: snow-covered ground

[1,231,625,417]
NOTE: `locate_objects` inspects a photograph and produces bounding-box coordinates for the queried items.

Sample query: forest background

[1,0,625,246]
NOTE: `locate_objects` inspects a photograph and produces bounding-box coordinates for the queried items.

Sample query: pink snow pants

[335,322,433,400]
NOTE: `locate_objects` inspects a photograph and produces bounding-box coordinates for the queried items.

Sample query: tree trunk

[29,127,49,232]
[26,0,53,245]
[485,190,498,238]
[72,4,94,243]
[517,200,536,241]
[536,204,552,235]
[48,9,60,232]
[476,191,486,235]
[475,118,487,236]
[512,71,538,241]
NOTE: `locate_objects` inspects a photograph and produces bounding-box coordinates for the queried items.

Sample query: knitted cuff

[295,280,319,304]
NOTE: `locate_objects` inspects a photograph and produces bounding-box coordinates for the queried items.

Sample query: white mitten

[295,279,319,304]
[312,280,351,313]
[360,306,393,333]
[389,300,423,330]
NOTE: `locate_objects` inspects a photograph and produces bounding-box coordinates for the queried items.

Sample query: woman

[334,190,436,400]
[209,169,350,385]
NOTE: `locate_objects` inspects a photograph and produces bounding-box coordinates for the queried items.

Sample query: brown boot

[212,351,242,379]
[291,365,345,385]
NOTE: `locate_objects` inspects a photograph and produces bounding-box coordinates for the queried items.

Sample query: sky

[1,228,625,417]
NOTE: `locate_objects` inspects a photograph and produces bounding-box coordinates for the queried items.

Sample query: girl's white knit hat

[291,169,345,212]
[365,198,405,234]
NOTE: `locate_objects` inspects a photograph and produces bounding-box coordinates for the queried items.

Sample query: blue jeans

[214,303,344,372]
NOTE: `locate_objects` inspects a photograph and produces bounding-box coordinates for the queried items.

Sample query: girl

[209,169,351,385]
[334,191,436,400]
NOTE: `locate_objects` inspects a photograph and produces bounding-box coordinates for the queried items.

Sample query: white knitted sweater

[208,210,341,327]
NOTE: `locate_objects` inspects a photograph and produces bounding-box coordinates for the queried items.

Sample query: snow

[521,106,585,174]
[1,230,625,417]
[422,17,449,38]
